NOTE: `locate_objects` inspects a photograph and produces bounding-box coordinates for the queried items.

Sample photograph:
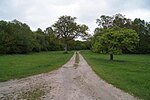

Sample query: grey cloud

[0,0,150,32]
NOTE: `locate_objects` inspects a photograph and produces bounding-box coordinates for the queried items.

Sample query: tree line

[0,18,89,54]
[0,14,150,55]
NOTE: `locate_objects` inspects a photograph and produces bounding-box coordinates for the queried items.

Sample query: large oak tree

[53,15,89,52]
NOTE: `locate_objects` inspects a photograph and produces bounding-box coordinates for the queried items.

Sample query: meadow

[0,51,73,82]
[81,50,150,100]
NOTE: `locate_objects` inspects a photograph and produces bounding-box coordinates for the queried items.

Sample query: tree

[95,14,150,54]
[53,15,89,53]
[44,27,63,51]
[93,27,139,60]
[131,18,150,53]
[33,28,50,51]
[113,14,132,28]
[96,13,132,29]
[96,15,113,29]
[0,19,34,54]
[67,40,90,50]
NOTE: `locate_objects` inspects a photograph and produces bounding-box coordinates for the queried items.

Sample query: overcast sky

[0,0,150,33]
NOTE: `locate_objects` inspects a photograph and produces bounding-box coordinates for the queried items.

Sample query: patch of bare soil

[0,52,137,100]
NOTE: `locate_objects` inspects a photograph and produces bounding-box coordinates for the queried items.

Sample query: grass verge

[81,50,150,100]
[74,52,79,68]
[0,51,73,82]
[75,52,79,64]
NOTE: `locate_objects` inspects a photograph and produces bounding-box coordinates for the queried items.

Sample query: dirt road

[0,52,136,100]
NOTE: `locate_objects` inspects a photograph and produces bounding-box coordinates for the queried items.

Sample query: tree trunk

[110,54,113,60]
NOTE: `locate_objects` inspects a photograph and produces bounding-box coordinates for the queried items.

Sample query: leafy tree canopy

[53,15,89,52]
[93,27,139,60]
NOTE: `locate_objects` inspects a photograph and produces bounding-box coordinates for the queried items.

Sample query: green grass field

[0,51,73,82]
[81,50,150,100]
